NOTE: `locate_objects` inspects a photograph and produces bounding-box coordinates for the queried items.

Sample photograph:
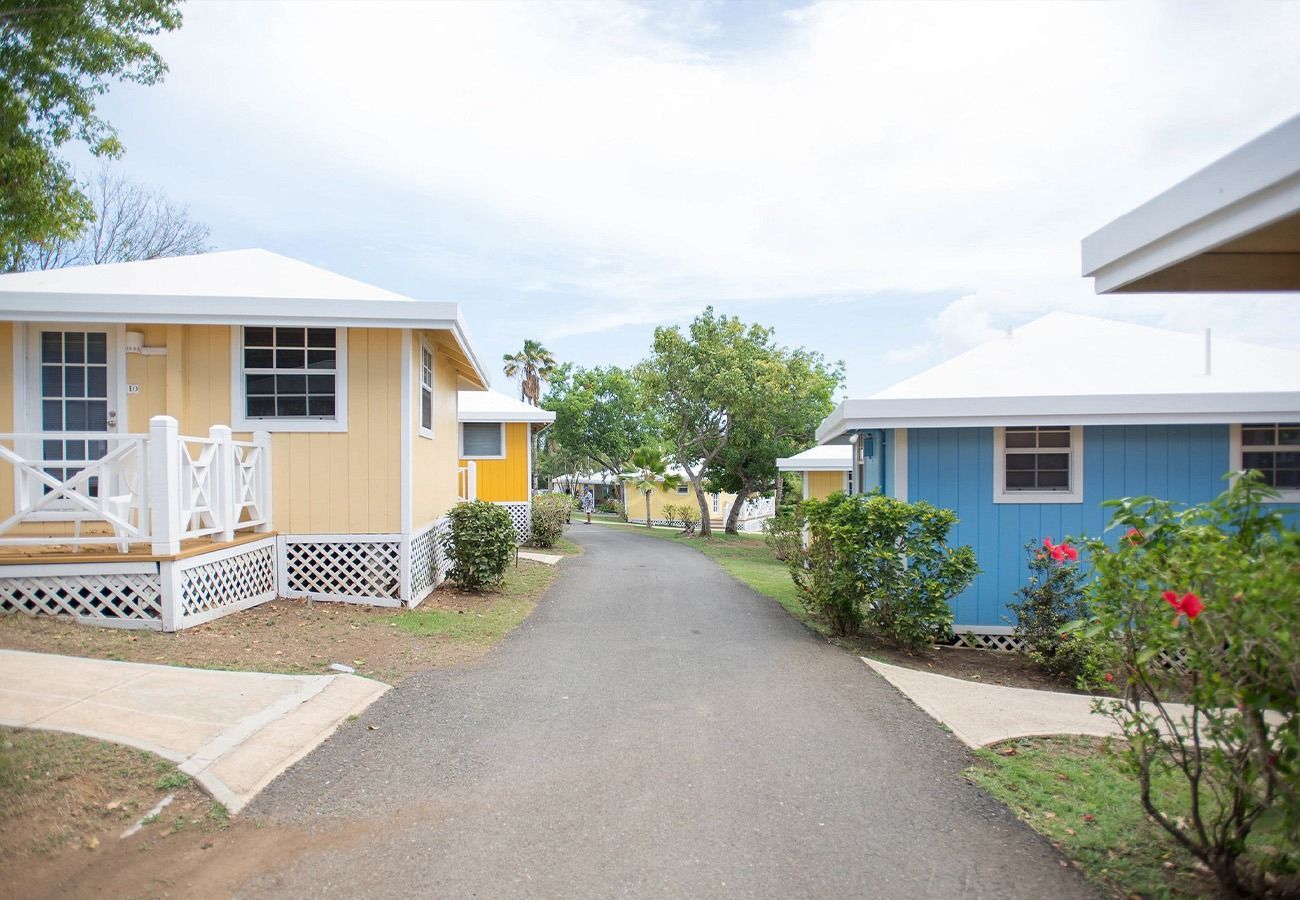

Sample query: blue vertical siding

[900,424,1232,628]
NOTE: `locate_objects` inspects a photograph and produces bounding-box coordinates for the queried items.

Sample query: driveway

[245,525,1094,898]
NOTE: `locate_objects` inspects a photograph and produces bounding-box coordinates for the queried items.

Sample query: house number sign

[127,384,141,394]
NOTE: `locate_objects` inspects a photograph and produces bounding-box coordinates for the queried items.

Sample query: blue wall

[902,424,1231,628]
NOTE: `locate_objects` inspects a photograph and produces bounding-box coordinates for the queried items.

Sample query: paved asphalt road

[245,525,1094,899]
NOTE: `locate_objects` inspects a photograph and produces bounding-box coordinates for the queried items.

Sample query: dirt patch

[860,641,1093,693]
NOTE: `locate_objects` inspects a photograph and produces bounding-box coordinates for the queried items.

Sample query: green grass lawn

[392,556,560,643]
[967,735,1295,899]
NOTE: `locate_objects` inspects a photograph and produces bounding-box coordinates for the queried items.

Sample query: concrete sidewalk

[0,649,388,813]
[862,657,1193,748]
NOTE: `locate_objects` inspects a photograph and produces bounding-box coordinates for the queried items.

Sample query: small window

[994,426,1083,504]
[676,485,689,495]
[1238,423,1300,494]
[461,422,504,458]
[237,326,344,430]
[419,343,434,437]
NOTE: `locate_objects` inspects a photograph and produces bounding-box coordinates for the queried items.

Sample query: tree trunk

[724,487,751,534]
[644,490,652,528]
[690,476,712,537]
[775,474,784,507]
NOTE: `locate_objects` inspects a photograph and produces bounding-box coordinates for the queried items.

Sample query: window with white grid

[994,425,1083,504]
[1237,423,1300,498]
[233,326,347,431]
[419,342,434,438]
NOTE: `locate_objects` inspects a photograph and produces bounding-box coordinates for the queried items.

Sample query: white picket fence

[0,415,272,553]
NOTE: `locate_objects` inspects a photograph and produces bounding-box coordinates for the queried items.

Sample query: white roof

[817,312,1300,440]
[1082,113,1300,293]
[776,444,853,472]
[458,389,555,424]
[0,249,488,384]
[551,472,620,486]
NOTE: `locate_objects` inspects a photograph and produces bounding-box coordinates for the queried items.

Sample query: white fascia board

[775,457,852,472]
[448,312,491,388]
[816,392,1300,441]
[1082,114,1300,293]
[458,409,556,424]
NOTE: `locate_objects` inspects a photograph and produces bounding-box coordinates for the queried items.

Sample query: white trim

[459,421,506,459]
[229,325,349,433]
[0,560,156,577]
[279,531,402,542]
[400,330,413,604]
[816,391,1300,442]
[993,426,1084,505]
[893,427,908,502]
[1229,422,1300,502]
[417,337,435,439]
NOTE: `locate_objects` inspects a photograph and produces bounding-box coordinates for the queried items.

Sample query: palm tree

[502,339,558,406]
[622,446,683,528]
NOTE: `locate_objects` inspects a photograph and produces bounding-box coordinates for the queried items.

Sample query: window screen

[420,345,434,433]
[462,422,502,456]
[1003,426,1072,492]
[243,327,337,419]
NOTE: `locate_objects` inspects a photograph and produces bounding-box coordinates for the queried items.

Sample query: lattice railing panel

[954,631,1025,652]
[179,544,275,619]
[500,502,530,544]
[410,524,439,599]
[0,571,162,621]
[284,539,402,600]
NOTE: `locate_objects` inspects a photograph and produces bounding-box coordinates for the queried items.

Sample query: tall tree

[622,446,682,529]
[17,161,209,269]
[502,339,557,406]
[542,364,648,506]
[705,345,843,533]
[1,0,183,271]
[637,307,774,537]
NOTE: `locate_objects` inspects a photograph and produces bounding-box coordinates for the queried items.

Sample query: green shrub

[791,491,978,648]
[763,510,803,562]
[529,493,571,548]
[597,498,622,515]
[662,503,699,529]
[1070,473,1300,897]
[1010,538,1110,690]
[442,500,514,591]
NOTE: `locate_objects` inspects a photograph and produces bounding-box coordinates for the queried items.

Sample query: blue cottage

[814,312,1300,646]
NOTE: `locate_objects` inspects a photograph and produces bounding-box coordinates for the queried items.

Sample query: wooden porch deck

[0,531,276,566]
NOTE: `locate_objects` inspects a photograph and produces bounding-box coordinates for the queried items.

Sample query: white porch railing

[737,496,776,520]
[457,461,477,502]
[0,415,272,554]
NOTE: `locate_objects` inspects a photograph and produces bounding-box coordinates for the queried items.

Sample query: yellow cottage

[0,250,491,628]
[623,465,738,529]
[775,445,854,500]
[457,389,554,541]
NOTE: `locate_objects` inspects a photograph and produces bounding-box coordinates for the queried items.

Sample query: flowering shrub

[529,493,572,549]
[1009,538,1109,689]
[442,500,514,591]
[790,492,978,647]
[1069,473,1299,897]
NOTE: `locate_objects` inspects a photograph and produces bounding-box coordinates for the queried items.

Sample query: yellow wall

[625,482,737,523]
[459,421,529,503]
[411,331,463,528]
[806,470,847,500]
[1,322,407,535]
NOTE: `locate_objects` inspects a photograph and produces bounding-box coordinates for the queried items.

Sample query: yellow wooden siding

[411,331,462,527]
[806,470,846,500]
[459,422,529,503]
[626,483,737,523]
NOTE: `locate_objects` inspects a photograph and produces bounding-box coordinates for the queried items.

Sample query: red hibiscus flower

[1162,590,1204,622]
[1124,528,1143,546]
[1042,537,1079,563]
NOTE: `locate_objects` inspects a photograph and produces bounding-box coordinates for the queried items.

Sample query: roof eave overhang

[1081,114,1300,294]
[775,458,853,472]
[816,392,1300,442]
[458,411,556,425]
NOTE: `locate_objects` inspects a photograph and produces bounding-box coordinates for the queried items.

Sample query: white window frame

[418,339,435,440]
[676,484,689,495]
[993,425,1084,504]
[459,421,506,460]
[1229,423,1300,502]
[230,326,348,433]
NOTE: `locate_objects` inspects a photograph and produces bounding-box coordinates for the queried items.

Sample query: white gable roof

[458,389,556,424]
[818,312,1300,440]
[0,249,488,385]
[776,444,853,472]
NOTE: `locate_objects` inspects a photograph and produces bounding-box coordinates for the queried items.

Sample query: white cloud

[124,1,1300,360]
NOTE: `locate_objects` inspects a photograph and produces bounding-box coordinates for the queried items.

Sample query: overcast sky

[87,0,1300,397]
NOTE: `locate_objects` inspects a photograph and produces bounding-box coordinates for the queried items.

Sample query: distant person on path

[581,487,595,524]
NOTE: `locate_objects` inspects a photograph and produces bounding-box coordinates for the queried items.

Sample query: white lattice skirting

[409,518,451,605]
[278,535,403,606]
[172,537,277,629]
[497,502,531,544]
[0,562,163,627]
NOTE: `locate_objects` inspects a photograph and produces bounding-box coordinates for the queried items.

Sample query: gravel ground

[243,525,1094,899]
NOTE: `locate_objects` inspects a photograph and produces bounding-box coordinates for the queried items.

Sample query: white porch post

[467,460,477,501]
[253,430,273,533]
[148,415,182,556]
[210,424,235,542]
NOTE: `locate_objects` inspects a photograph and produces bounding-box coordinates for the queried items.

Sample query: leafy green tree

[705,344,842,533]
[542,364,648,506]
[622,446,682,528]
[1,0,183,271]
[502,339,557,406]
[637,307,774,537]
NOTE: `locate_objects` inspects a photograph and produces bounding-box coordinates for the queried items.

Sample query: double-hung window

[994,425,1083,503]
[460,422,504,458]
[234,326,346,431]
[419,343,434,438]
[1237,423,1300,498]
